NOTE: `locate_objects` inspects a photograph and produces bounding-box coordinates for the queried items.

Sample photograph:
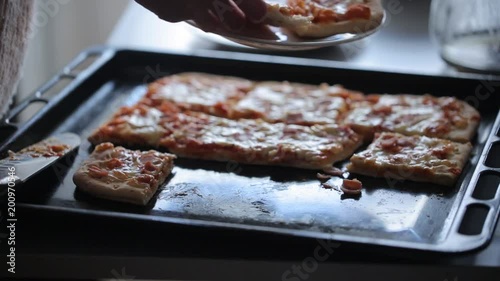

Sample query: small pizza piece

[88,104,167,148]
[231,81,363,125]
[153,102,363,170]
[317,173,332,181]
[73,142,176,205]
[7,134,78,159]
[141,72,254,117]
[11,142,70,159]
[341,178,362,195]
[265,0,384,38]
[344,94,481,142]
[346,132,473,187]
[322,166,344,176]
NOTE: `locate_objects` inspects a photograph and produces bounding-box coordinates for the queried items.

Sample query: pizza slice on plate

[265,0,385,38]
[73,142,176,205]
[346,132,473,187]
[344,94,481,143]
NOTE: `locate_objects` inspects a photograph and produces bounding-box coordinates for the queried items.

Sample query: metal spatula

[0,133,81,188]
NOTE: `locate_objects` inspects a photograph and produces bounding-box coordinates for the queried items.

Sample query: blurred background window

[16,0,128,102]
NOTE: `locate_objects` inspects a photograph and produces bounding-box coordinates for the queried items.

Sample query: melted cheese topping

[156,106,360,166]
[345,94,480,142]
[147,73,252,108]
[156,82,233,106]
[96,105,166,147]
[14,143,70,158]
[9,136,71,159]
[84,142,175,190]
[234,82,348,125]
[353,132,471,175]
[285,0,370,22]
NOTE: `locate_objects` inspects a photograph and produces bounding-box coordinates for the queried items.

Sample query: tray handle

[63,47,110,76]
[0,46,115,151]
[445,111,500,252]
[445,200,499,252]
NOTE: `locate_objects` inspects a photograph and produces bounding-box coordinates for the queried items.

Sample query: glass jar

[429,0,500,73]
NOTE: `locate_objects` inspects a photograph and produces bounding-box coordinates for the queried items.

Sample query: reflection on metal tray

[1,47,499,253]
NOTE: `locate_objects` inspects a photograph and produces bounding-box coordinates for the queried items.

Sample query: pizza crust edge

[346,134,473,187]
[73,147,175,206]
[265,0,385,38]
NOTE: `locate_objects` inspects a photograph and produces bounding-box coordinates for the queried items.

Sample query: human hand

[135,0,268,33]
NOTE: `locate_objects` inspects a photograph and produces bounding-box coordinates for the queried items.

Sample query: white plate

[186,23,254,50]
[186,0,386,51]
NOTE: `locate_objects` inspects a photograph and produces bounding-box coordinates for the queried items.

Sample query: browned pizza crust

[347,132,473,187]
[73,173,160,205]
[88,105,167,147]
[73,143,176,205]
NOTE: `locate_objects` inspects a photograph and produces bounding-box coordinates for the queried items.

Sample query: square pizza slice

[344,94,481,143]
[88,104,168,148]
[73,142,176,205]
[231,81,364,125]
[346,132,473,187]
[141,72,254,117]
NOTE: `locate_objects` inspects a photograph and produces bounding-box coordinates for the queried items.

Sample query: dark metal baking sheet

[1,46,499,253]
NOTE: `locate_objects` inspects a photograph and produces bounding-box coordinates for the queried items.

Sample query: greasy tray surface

[2,48,499,252]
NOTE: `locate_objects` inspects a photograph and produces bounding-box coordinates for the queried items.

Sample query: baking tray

[1,46,499,253]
